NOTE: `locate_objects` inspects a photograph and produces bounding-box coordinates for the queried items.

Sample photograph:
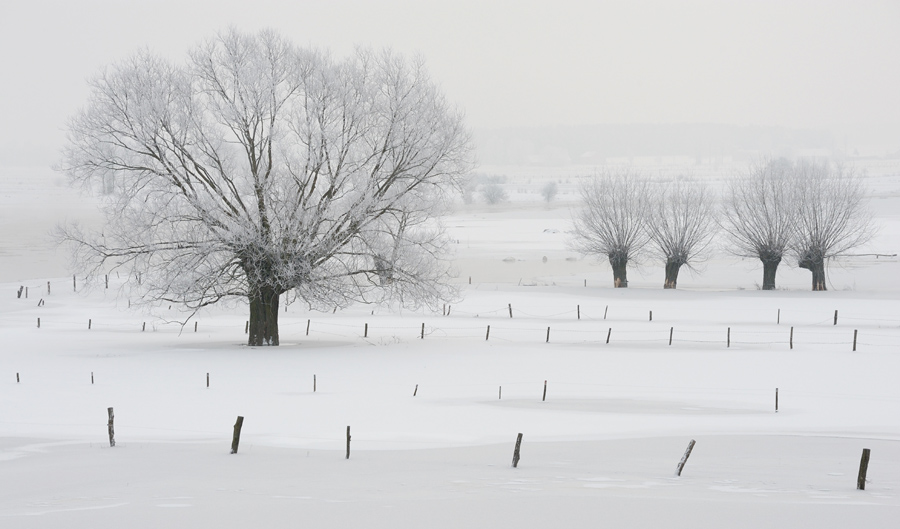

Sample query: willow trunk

[248,286,281,346]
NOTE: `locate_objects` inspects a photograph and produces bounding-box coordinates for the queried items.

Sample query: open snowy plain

[2,164,900,528]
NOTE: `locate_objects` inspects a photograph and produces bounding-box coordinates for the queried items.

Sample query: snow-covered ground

[2,165,900,527]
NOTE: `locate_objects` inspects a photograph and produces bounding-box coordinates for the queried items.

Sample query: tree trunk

[663,259,682,289]
[799,257,827,291]
[761,258,781,290]
[609,253,628,288]
[248,286,281,346]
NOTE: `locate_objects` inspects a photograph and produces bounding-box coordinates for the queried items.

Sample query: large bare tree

[59,29,472,346]
[570,170,650,287]
[790,160,873,291]
[720,159,796,290]
[646,180,717,289]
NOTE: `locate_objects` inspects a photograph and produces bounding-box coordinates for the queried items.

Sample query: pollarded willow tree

[570,170,650,287]
[59,29,472,346]
[720,158,796,290]
[646,179,718,289]
[791,160,873,291]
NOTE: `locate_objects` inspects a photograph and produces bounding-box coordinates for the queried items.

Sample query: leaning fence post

[512,433,523,468]
[853,329,858,352]
[606,328,611,344]
[107,407,115,447]
[675,439,695,476]
[508,304,513,318]
[542,380,547,401]
[669,327,673,346]
[857,448,871,490]
[485,325,490,341]
[230,416,244,454]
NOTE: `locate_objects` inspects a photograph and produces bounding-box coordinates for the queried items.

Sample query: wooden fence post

[512,433,523,468]
[577,305,580,319]
[37,317,40,328]
[194,321,198,333]
[245,321,249,334]
[853,329,858,351]
[649,310,652,321]
[727,327,730,348]
[91,372,94,385]
[364,323,368,338]
[47,281,50,295]
[834,310,838,325]
[669,327,673,346]
[604,305,608,319]
[413,384,418,396]
[73,275,76,292]
[499,386,502,399]
[546,327,550,343]
[857,448,871,490]
[107,407,115,447]
[346,426,351,460]
[790,327,794,349]
[230,416,244,454]
[775,388,779,412]
[606,328,611,344]
[542,380,547,401]
[142,322,146,332]
[313,374,316,392]
[421,323,425,339]
[88,319,92,330]
[485,325,491,341]
[206,372,209,388]
[777,309,780,324]
[16,373,20,383]
[508,304,513,318]
[675,439,695,476]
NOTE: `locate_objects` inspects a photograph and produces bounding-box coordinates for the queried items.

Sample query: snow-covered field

[2,165,900,527]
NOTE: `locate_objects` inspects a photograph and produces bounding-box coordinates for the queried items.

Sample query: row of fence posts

[97,405,874,488]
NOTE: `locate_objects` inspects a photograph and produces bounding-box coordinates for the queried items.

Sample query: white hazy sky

[1,0,898,166]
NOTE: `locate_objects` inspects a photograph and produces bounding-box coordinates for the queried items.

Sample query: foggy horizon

[2,0,898,168]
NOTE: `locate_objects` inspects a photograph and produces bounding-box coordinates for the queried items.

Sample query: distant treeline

[474,123,836,165]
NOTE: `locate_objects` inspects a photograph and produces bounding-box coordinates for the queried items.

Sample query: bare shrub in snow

[481,183,508,205]
[541,181,558,203]
[58,29,472,346]
[790,160,874,291]
[720,158,796,290]
[570,169,650,287]
[646,180,718,289]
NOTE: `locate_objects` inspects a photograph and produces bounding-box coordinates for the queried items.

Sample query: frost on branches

[59,29,472,346]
